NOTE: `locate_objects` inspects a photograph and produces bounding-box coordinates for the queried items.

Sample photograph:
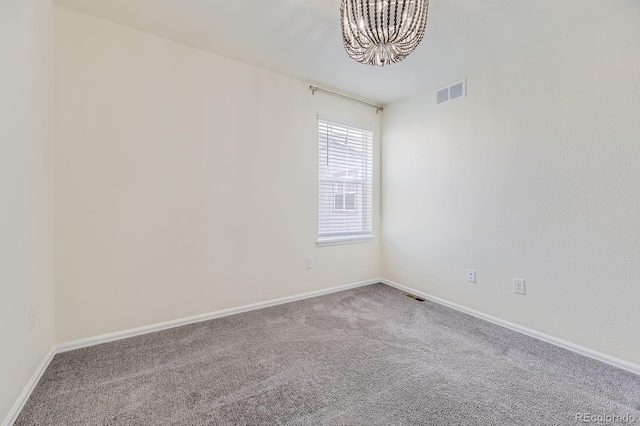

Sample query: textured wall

[0,0,55,422]
[382,6,640,364]
[54,7,381,344]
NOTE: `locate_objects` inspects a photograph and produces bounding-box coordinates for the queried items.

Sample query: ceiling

[53,0,640,104]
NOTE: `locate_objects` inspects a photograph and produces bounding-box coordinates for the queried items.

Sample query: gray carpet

[16,283,640,425]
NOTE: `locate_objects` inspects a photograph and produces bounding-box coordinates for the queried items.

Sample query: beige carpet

[15,283,640,425]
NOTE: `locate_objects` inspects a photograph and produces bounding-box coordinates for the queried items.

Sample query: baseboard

[57,278,381,353]
[380,278,640,376]
[6,278,638,425]
[2,345,56,426]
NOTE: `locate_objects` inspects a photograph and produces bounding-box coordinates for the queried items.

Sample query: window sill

[316,235,375,247]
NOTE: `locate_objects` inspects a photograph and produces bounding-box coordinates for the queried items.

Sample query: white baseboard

[381,278,640,376]
[57,278,381,353]
[2,346,56,426]
[9,277,637,426]
[6,279,380,424]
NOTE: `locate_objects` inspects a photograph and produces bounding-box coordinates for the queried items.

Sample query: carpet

[15,283,640,425]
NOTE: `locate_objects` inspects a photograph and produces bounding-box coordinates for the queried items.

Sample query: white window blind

[318,118,373,240]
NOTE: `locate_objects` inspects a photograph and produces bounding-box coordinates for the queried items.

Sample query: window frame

[316,116,375,247]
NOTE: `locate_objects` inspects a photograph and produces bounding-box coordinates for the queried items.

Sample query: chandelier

[341,0,429,66]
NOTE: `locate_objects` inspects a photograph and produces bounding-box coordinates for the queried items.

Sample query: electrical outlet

[513,279,525,295]
[466,269,476,283]
[306,257,313,269]
[29,306,36,332]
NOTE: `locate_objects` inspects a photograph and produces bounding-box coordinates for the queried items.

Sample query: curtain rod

[309,85,383,113]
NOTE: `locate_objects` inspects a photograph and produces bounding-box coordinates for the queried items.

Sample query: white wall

[382,6,640,365]
[54,7,381,344]
[0,0,55,422]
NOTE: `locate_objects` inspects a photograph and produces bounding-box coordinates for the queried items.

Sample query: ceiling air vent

[436,88,449,104]
[436,79,466,104]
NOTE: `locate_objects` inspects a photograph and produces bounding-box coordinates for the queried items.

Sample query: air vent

[436,79,466,104]
[405,294,427,302]
[436,88,449,104]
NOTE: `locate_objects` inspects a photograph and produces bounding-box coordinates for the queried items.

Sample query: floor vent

[436,79,466,104]
[405,294,427,302]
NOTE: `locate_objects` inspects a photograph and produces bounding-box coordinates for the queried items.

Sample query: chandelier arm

[375,0,384,45]
[400,2,418,40]
[390,0,407,43]
[345,0,367,52]
[378,1,388,46]
[346,0,359,45]
[351,0,366,45]
[373,0,387,64]
[372,0,379,45]
[392,0,400,40]
[341,1,350,47]
[345,0,376,62]
[415,1,429,39]
[359,0,379,50]
[365,0,379,45]
[383,0,390,43]
[395,0,424,44]
[356,0,374,50]
[398,1,428,45]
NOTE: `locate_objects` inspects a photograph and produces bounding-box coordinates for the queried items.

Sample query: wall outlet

[513,279,525,295]
[466,269,476,283]
[306,257,313,269]
[29,306,36,332]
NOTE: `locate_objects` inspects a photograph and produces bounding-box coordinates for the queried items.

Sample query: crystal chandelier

[341,0,429,66]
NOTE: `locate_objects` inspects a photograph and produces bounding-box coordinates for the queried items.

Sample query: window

[318,118,373,245]
[333,183,357,212]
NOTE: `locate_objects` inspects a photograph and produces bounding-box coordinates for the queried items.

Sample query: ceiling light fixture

[341,0,429,66]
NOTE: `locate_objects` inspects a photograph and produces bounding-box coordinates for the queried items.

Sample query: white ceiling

[53,0,640,104]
